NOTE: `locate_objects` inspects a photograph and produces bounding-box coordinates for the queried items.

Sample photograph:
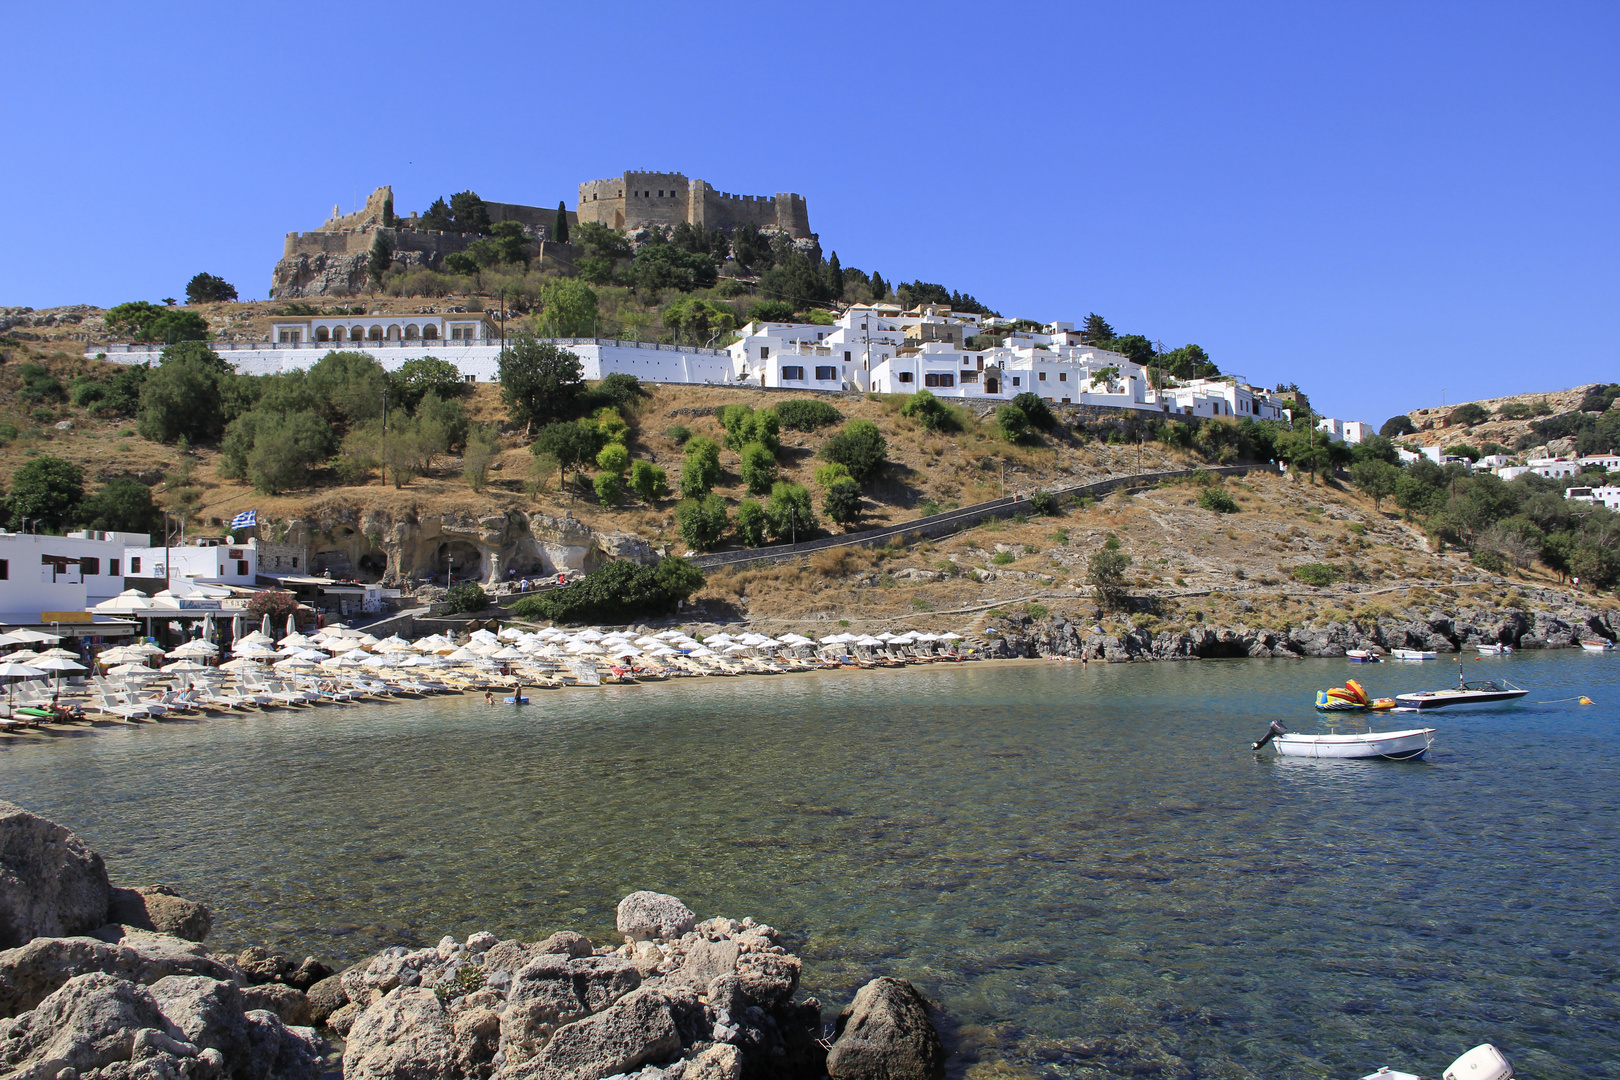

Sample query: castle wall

[576,172,811,237]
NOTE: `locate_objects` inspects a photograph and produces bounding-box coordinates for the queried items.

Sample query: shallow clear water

[3,650,1618,1079]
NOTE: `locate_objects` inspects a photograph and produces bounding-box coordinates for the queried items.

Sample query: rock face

[826,977,946,1080]
[0,970,321,1080]
[278,507,658,587]
[616,892,698,941]
[106,885,213,943]
[0,932,240,1018]
[342,986,456,1080]
[0,801,111,950]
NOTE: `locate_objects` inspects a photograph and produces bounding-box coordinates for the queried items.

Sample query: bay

[2,649,1617,1078]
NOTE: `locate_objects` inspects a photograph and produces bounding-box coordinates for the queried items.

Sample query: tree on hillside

[106,301,209,344]
[1449,403,1489,427]
[367,233,393,287]
[1350,458,1401,510]
[731,222,772,272]
[819,420,888,484]
[498,332,584,433]
[1379,415,1417,438]
[1082,313,1116,344]
[869,271,888,300]
[1087,547,1132,609]
[185,273,238,304]
[553,202,569,244]
[532,419,604,493]
[448,191,492,234]
[77,477,163,535]
[824,478,863,529]
[535,279,599,338]
[7,456,84,531]
[392,356,471,411]
[825,252,843,300]
[420,198,453,231]
[137,341,232,444]
[1159,343,1217,380]
[759,249,829,307]
[633,244,718,293]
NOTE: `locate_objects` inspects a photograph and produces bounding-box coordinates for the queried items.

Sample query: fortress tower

[576,172,811,238]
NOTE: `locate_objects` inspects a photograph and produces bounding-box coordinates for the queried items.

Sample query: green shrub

[900,389,960,432]
[776,399,843,431]
[0,422,17,446]
[736,500,767,546]
[739,441,778,495]
[629,460,668,503]
[814,462,851,487]
[996,404,1030,442]
[679,437,723,499]
[509,556,704,624]
[1011,392,1056,430]
[1472,548,1508,574]
[819,420,888,483]
[1291,562,1342,586]
[593,471,623,506]
[1449,402,1489,426]
[991,551,1014,565]
[1198,488,1239,513]
[443,583,489,614]
[1028,489,1058,515]
[764,481,816,541]
[675,495,728,551]
[824,478,863,528]
[665,424,692,445]
[18,364,66,404]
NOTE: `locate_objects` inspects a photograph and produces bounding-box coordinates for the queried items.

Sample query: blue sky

[3,1,1615,425]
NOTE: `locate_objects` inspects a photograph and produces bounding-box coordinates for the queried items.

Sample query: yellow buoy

[1580,696,1593,705]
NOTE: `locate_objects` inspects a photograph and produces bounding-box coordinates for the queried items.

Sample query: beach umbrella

[161,660,209,673]
[356,633,379,646]
[274,657,317,670]
[239,630,273,646]
[219,658,266,674]
[278,632,315,649]
[499,627,526,641]
[0,661,47,712]
[98,647,150,665]
[574,629,604,642]
[0,633,24,648]
[33,655,86,692]
[285,614,296,638]
[7,629,61,645]
[360,653,398,668]
[324,622,351,632]
[168,640,218,658]
[108,663,160,679]
[939,632,962,641]
[3,651,45,664]
[261,615,272,636]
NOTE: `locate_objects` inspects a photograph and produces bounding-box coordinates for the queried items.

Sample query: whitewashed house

[0,529,147,627]
[1566,485,1620,510]
[123,537,262,588]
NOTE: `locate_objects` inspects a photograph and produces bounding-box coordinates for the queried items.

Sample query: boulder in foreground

[0,800,111,950]
[826,976,945,1080]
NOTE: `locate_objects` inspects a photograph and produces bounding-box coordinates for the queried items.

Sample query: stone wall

[577,172,813,238]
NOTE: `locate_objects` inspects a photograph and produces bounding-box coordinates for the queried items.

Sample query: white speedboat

[1252,721,1435,760]
[1390,648,1436,660]
[1476,643,1512,655]
[1394,677,1527,710]
[1581,639,1615,653]
[1346,649,1380,663]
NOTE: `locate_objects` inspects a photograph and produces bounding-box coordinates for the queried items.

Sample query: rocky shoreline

[968,589,1617,663]
[0,803,945,1080]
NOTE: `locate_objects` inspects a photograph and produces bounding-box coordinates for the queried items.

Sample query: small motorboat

[1359,1042,1513,1080]
[1253,720,1435,760]
[1581,639,1615,652]
[1476,642,1513,655]
[1346,649,1380,663]
[1390,648,1436,660]
[1394,677,1527,710]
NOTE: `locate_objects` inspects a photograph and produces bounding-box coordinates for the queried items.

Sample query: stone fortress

[271,171,812,298]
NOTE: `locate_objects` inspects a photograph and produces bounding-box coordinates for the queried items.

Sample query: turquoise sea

[2,649,1617,1079]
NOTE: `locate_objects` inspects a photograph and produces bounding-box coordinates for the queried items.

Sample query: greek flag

[230,509,258,530]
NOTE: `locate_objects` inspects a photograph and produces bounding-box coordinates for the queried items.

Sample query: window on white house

[844,351,852,362]
[0,559,7,580]
[898,372,914,383]
[782,366,805,380]
[109,559,119,576]
[81,557,100,576]
[760,347,770,359]
[815,366,837,380]
[960,370,979,382]
[924,373,955,387]
[1059,372,1067,381]
[130,557,141,574]
[1039,372,1047,381]
[1012,377,1021,387]
[237,560,250,576]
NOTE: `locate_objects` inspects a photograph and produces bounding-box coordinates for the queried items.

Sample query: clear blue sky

[4,1,1615,425]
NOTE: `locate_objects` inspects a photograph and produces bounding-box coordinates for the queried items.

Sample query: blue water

[2,649,1617,1079]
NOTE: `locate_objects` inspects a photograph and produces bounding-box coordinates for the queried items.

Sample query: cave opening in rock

[436,540,484,585]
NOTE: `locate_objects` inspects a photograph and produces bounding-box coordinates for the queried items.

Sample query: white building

[92,336,733,386]
[725,321,856,389]
[0,529,148,628]
[1165,379,1292,422]
[1567,485,1620,510]
[124,537,262,588]
[1496,454,1620,481]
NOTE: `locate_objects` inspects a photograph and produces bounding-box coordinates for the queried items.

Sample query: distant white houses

[123,537,262,589]
[1316,417,1375,444]
[1566,485,1620,510]
[0,528,149,628]
[1494,454,1620,482]
[88,302,1297,422]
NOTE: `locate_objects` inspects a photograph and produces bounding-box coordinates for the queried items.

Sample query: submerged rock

[106,885,213,943]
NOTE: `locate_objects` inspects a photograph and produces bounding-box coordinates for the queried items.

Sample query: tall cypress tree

[870,271,887,301]
[826,251,843,300]
[367,232,393,287]
[554,201,570,244]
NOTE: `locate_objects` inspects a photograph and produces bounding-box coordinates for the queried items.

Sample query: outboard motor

[1252,721,1288,751]
[1444,1045,1513,1080]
